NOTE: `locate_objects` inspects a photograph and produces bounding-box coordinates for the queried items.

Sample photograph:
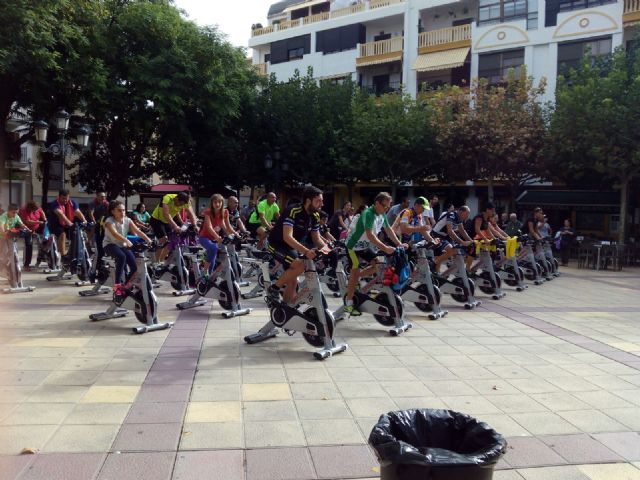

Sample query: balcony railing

[253,63,268,75]
[625,0,640,11]
[369,0,403,9]
[251,0,404,37]
[361,81,402,95]
[359,36,404,58]
[624,0,640,22]
[418,24,472,53]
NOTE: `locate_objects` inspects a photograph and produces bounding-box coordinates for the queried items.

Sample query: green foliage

[549,45,640,241]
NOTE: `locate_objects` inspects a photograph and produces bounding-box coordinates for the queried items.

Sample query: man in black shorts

[266,186,330,304]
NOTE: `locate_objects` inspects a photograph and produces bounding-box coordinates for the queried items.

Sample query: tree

[428,70,548,206]
[338,91,439,199]
[0,0,106,200]
[549,46,640,242]
[71,1,257,198]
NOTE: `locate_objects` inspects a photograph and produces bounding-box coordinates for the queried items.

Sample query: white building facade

[249,0,640,102]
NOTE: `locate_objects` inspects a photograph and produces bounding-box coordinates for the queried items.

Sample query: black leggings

[105,243,137,284]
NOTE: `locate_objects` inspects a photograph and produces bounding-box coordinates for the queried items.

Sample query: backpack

[383,247,411,292]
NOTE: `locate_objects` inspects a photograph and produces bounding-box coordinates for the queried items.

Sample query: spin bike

[468,239,506,300]
[176,236,252,318]
[494,237,527,292]
[79,248,115,297]
[533,239,554,281]
[89,242,173,334]
[241,248,283,300]
[34,226,61,273]
[542,238,560,277]
[244,250,348,360]
[151,225,197,295]
[46,221,92,285]
[517,236,545,285]
[432,243,481,309]
[0,229,36,294]
[333,250,413,336]
[400,241,447,320]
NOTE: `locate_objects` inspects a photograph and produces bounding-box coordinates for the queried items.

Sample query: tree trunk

[618,176,629,244]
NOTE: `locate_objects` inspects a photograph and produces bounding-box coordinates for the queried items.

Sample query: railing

[251,0,404,37]
[278,18,301,30]
[331,3,366,17]
[303,11,330,24]
[253,63,268,75]
[359,36,404,57]
[369,0,403,9]
[251,25,275,36]
[418,24,472,50]
[361,81,402,95]
[624,0,640,14]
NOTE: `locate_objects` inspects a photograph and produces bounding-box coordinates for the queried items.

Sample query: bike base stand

[222,307,252,319]
[133,322,173,334]
[176,298,208,310]
[79,286,110,297]
[244,326,279,344]
[389,322,412,336]
[2,286,36,294]
[89,307,128,321]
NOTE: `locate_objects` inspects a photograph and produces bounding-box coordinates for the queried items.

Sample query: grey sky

[173,0,272,50]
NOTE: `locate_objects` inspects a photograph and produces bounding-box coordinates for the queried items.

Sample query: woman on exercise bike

[198,194,235,277]
[18,200,47,270]
[103,200,152,288]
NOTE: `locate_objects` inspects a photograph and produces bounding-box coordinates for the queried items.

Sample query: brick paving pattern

[0,265,639,479]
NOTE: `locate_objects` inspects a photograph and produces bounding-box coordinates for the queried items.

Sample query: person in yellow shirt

[150,192,198,261]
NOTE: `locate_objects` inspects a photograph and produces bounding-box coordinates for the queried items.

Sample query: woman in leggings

[198,194,234,276]
[103,200,151,286]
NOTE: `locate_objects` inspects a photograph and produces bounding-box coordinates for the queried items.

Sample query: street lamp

[264,147,288,195]
[34,109,90,191]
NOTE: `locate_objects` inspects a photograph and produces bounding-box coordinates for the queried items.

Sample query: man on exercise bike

[344,192,407,316]
[149,191,198,263]
[398,197,439,245]
[431,205,474,272]
[266,186,330,305]
[47,189,88,257]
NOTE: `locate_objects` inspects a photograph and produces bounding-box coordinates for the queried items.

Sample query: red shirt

[199,208,228,241]
[19,206,45,229]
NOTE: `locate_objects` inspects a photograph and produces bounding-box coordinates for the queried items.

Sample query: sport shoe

[267,285,282,303]
[344,304,362,316]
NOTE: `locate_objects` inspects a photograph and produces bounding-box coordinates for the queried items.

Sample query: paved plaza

[1,266,640,480]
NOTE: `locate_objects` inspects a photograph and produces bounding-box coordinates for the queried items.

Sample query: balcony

[251,0,404,37]
[361,80,402,95]
[418,24,472,54]
[624,0,640,24]
[253,62,268,75]
[357,36,404,66]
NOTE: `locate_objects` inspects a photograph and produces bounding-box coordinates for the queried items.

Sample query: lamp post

[34,109,90,195]
[264,147,289,197]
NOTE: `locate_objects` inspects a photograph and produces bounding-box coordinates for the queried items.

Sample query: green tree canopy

[549,46,640,242]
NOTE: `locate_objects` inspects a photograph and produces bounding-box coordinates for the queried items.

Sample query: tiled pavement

[1,265,640,479]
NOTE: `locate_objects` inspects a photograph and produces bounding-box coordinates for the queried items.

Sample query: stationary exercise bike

[244,250,348,360]
[333,250,413,336]
[494,237,527,292]
[176,236,252,318]
[89,242,173,333]
[518,236,545,285]
[79,251,114,297]
[400,241,447,320]
[542,238,560,277]
[0,229,36,294]
[468,239,506,300]
[241,249,284,300]
[34,226,61,273]
[46,221,92,284]
[432,243,481,309]
[150,225,196,294]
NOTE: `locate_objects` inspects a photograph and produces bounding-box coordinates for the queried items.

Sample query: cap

[415,196,429,206]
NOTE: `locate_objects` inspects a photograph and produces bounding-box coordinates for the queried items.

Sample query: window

[478,49,525,84]
[545,0,616,27]
[264,53,271,63]
[478,0,535,25]
[316,24,365,54]
[270,34,311,64]
[288,47,305,61]
[557,36,612,77]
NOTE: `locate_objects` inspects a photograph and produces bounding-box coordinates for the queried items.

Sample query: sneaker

[344,304,362,316]
[267,285,282,303]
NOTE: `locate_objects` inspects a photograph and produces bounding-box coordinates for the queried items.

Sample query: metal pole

[60,134,65,190]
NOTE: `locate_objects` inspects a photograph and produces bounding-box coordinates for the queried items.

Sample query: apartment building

[249,0,640,102]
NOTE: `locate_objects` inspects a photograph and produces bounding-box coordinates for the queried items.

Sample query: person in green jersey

[246,192,280,249]
[344,192,406,316]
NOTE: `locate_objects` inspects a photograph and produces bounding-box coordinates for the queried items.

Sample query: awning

[356,52,402,67]
[283,0,329,13]
[412,47,470,72]
[516,190,620,208]
[319,72,353,80]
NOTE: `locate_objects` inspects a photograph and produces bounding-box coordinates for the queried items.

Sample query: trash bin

[369,409,507,480]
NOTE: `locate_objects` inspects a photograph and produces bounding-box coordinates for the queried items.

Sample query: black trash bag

[369,409,507,480]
